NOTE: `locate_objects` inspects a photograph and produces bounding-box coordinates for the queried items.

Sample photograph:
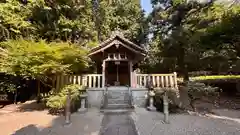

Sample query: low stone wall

[131,88,148,107]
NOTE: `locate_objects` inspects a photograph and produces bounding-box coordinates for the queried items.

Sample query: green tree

[200,5,240,73]
[96,0,146,44]
[0,39,89,81]
[145,0,235,80]
[0,0,35,40]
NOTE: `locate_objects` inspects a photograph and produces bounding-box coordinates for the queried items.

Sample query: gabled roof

[88,32,146,56]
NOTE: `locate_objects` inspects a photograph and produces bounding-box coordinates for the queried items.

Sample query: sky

[141,0,152,14]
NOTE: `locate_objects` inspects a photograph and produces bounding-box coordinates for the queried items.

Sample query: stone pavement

[131,107,240,135]
[99,112,138,135]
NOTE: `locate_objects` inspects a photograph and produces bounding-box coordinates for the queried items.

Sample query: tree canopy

[0,39,89,79]
[140,0,240,80]
[0,0,240,85]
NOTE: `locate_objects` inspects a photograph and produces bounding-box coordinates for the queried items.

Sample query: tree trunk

[236,44,240,58]
[37,80,41,103]
[177,47,189,81]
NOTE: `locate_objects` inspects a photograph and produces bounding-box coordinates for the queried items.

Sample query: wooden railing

[83,74,103,88]
[134,72,178,89]
[53,73,178,91]
[53,74,103,91]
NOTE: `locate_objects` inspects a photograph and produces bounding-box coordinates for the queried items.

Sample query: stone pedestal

[78,94,87,113]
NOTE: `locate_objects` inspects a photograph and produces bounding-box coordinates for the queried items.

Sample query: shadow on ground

[12,109,102,135]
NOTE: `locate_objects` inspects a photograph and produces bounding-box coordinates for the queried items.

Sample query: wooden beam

[129,61,133,87]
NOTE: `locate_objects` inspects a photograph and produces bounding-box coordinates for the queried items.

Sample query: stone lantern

[146,79,156,111]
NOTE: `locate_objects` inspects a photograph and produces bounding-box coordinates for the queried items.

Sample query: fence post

[163,91,169,124]
[64,89,71,126]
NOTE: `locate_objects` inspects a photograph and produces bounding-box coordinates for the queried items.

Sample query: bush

[153,89,180,113]
[46,84,85,114]
[185,82,220,111]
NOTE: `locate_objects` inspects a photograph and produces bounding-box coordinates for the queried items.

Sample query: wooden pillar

[129,61,133,87]
[102,60,106,87]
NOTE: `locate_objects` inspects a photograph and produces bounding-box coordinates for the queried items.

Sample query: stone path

[99,112,138,135]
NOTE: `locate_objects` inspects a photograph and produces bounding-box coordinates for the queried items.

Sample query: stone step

[107,94,129,97]
[107,92,129,96]
[107,100,130,104]
[106,104,131,109]
[107,97,130,100]
[107,86,129,91]
[100,108,134,114]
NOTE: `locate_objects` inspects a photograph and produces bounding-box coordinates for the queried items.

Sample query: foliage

[30,0,98,43]
[185,82,220,110]
[142,0,240,79]
[46,84,84,113]
[0,80,16,93]
[97,0,146,44]
[152,88,180,113]
[0,0,35,40]
[200,5,240,73]
[0,0,145,45]
[177,75,240,83]
[0,0,98,43]
[192,75,240,80]
[0,39,89,80]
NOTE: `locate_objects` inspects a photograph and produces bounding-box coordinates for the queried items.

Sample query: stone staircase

[101,86,133,113]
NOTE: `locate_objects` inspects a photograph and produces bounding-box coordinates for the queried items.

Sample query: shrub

[185,82,220,111]
[153,89,180,113]
[0,81,16,93]
[46,84,85,114]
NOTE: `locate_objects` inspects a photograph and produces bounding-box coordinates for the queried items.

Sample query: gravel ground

[131,108,240,135]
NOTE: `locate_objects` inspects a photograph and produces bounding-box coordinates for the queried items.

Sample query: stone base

[63,122,72,127]
[78,108,87,113]
[146,106,156,111]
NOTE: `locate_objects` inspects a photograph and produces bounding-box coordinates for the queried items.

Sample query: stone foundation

[86,88,148,108]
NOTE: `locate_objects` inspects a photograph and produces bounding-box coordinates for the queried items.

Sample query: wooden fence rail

[52,74,103,91]
[53,73,178,91]
[135,72,178,89]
